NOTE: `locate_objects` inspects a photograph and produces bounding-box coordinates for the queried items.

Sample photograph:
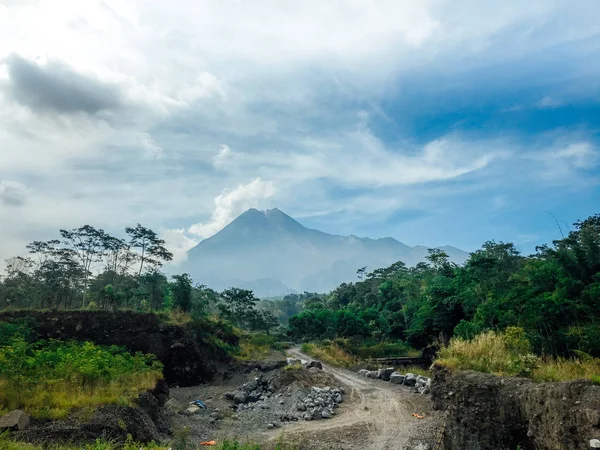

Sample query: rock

[381,367,395,381]
[296,402,307,412]
[243,379,259,392]
[591,439,600,449]
[416,376,429,387]
[306,361,323,370]
[390,372,405,384]
[403,373,417,387]
[266,423,275,429]
[279,400,285,405]
[286,357,302,365]
[334,394,343,403]
[321,409,332,419]
[0,410,29,431]
[233,390,248,404]
[358,369,369,376]
[413,444,430,450]
[311,408,323,420]
[586,409,600,426]
[303,413,313,421]
[164,398,183,412]
[210,411,224,420]
[367,371,378,379]
[185,405,202,415]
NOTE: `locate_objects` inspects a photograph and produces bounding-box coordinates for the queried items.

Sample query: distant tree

[125,224,173,275]
[171,273,193,312]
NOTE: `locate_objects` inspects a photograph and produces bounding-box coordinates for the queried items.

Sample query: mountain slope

[180,208,469,296]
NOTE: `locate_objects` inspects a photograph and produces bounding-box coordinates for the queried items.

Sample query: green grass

[0,433,167,450]
[397,365,430,377]
[235,333,279,361]
[0,339,163,419]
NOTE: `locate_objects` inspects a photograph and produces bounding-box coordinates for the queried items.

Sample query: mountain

[180,208,470,297]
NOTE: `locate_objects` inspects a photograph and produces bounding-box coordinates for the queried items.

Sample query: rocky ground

[166,349,442,450]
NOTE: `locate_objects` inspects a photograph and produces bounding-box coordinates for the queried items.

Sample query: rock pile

[358,369,431,394]
[224,374,275,405]
[295,386,345,421]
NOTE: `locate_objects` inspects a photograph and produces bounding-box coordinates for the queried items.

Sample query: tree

[125,224,174,276]
[171,273,193,312]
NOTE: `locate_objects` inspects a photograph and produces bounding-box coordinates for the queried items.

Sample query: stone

[416,376,429,387]
[296,402,307,412]
[367,371,378,379]
[590,439,600,448]
[164,398,183,412]
[390,372,405,384]
[286,357,302,365]
[233,391,248,404]
[334,394,343,404]
[0,410,29,431]
[381,368,395,381]
[306,360,323,370]
[185,405,201,415]
[321,409,332,419]
[413,444,430,450]
[311,407,323,420]
[586,409,600,426]
[266,423,275,429]
[358,369,369,376]
[243,379,258,392]
[303,413,313,421]
[279,400,285,405]
[403,373,417,387]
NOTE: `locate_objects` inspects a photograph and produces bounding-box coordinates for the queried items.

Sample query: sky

[0,0,599,267]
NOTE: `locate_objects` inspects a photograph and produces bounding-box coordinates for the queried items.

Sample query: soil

[431,364,600,450]
[168,348,442,450]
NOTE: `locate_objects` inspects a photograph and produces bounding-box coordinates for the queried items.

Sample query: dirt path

[264,348,440,450]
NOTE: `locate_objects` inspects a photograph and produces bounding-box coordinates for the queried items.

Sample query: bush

[0,339,163,419]
[437,327,540,377]
[300,342,357,368]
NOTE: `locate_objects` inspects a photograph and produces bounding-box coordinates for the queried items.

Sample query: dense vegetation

[0,224,279,334]
[288,214,600,360]
[0,319,162,419]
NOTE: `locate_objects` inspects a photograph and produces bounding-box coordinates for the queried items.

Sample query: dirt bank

[431,364,600,450]
[0,310,237,386]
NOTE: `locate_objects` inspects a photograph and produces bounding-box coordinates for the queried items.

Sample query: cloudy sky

[1,0,599,266]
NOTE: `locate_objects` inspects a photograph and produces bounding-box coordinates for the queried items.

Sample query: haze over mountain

[180,208,469,296]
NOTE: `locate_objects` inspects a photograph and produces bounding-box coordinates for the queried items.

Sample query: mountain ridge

[180,208,469,296]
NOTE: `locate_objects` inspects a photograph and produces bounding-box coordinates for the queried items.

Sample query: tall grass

[438,327,600,383]
[300,342,357,368]
[0,433,167,450]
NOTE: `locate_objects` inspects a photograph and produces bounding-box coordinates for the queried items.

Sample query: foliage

[437,328,540,377]
[235,332,279,360]
[286,213,600,362]
[300,342,357,368]
[0,338,163,419]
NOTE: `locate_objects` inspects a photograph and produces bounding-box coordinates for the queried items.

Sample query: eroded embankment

[0,310,238,386]
[431,364,600,450]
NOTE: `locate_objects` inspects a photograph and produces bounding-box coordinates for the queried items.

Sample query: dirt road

[264,348,441,450]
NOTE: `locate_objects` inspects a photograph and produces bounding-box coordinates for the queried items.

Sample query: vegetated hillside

[0,310,238,386]
[180,208,469,296]
[287,213,600,360]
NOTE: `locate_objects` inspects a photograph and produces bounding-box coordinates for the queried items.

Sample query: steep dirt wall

[431,364,600,450]
[0,310,237,386]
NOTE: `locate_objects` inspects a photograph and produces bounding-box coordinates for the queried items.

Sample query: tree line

[288,214,600,357]
[0,224,278,334]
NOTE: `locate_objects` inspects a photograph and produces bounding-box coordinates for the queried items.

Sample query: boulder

[311,407,323,420]
[334,393,343,404]
[390,372,405,384]
[321,409,332,419]
[286,358,302,366]
[233,390,248,404]
[164,398,183,412]
[416,376,429,387]
[358,369,369,376]
[380,368,395,381]
[305,361,323,370]
[403,373,417,387]
[185,405,202,415]
[0,410,29,431]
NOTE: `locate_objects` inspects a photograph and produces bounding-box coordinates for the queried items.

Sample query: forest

[1,214,600,359]
[288,214,600,358]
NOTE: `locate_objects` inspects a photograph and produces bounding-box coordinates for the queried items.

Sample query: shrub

[437,328,540,377]
[0,339,163,419]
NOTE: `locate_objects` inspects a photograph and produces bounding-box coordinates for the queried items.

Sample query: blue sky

[0,0,599,265]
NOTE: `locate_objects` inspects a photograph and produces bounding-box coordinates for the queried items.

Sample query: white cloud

[212,144,239,170]
[553,142,598,169]
[188,178,277,239]
[138,132,163,159]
